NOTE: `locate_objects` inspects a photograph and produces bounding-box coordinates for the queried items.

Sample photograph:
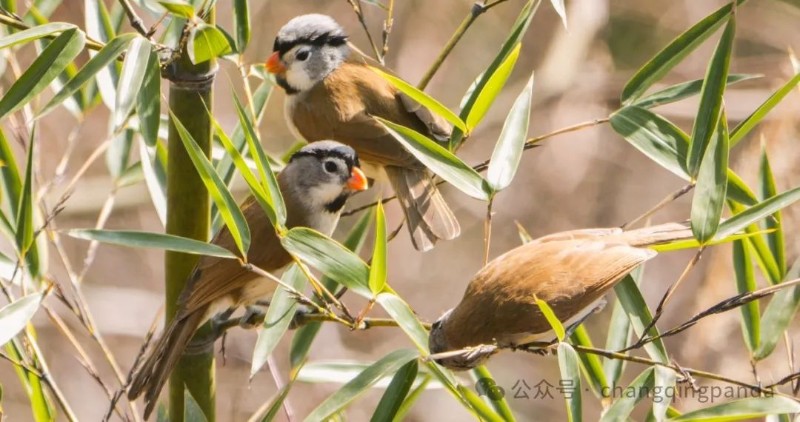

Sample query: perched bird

[128,141,368,418]
[428,223,695,370]
[266,14,460,252]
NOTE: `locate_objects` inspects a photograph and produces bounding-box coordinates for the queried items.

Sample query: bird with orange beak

[266,14,460,252]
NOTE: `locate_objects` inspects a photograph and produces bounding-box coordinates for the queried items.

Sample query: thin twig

[345,0,382,62]
[381,0,395,58]
[483,198,494,266]
[117,0,151,39]
[621,183,695,230]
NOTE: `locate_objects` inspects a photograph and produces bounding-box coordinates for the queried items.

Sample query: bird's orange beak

[347,166,369,191]
[266,52,286,74]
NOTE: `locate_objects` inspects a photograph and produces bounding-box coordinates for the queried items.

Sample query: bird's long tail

[128,307,208,419]
[622,222,695,247]
[385,166,460,251]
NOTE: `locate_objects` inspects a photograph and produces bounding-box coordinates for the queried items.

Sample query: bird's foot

[517,340,558,356]
[239,306,266,330]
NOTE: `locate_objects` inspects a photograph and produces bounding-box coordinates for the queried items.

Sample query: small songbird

[428,223,695,370]
[128,141,368,418]
[266,14,460,252]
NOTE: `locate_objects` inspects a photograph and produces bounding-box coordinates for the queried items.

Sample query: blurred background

[1,0,799,420]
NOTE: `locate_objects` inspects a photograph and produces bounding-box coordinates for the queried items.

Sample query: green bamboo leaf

[38,33,136,118]
[454,0,540,147]
[610,106,688,178]
[621,1,743,104]
[457,385,506,422]
[486,73,533,191]
[0,22,75,50]
[755,261,800,360]
[558,343,582,422]
[158,0,195,18]
[726,169,758,206]
[715,186,800,240]
[613,275,669,363]
[470,365,516,421]
[233,93,286,226]
[84,0,120,109]
[686,17,735,177]
[371,359,418,422]
[233,0,250,52]
[667,397,800,421]
[188,23,232,64]
[600,368,655,422]
[603,266,643,388]
[731,73,800,147]
[569,325,609,396]
[184,389,209,422]
[393,376,431,421]
[368,202,388,295]
[691,110,729,242]
[66,229,238,258]
[732,240,759,352]
[550,0,567,28]
[6,340,54,422]
[632,74,758,109]
[107,128,134,179]
[171,111,250,256]
[370,67,466,133]
[304,349,419,422]
[251,265,304,376]
[281,227,371,297]
[376,293,429,352]
[727,201,781,285]
[464,43,521,131]
[648,229,769,253]
[0,128,22,222]
[533,295,565,341]
[114,37,151,131]
[377,118,490,200]
[137,47,161,148]
[652,366,677,422]
[758,147,786,277]
[15,129,34,257]
[84,0,116,43]
[0,28,85,121]
[138,139,167,226]
[0,292,45,347]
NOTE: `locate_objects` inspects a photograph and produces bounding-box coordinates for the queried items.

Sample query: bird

[127,141,368,418]
[428,223,695,370]
[265,13,460,252]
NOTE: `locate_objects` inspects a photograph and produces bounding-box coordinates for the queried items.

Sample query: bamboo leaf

[251,265,304,376]
[137,47,162,148]
[569,325,609,396]
[558,343,582,422]
[304,349,419,422]
[171,111,250,256]
[613,275,669,363]
[393,376,431,421]
[0,293,45,347]
[603,267,642,388]
[667,397,800,421]
[371,359,418,422]
[376,293,429,352]
[621,1,742,104]
[550,0,567,28]
[686,17,735,177]
[0,22,75,50]
[732,240,759,352]
[188,23,232,64]
[158,0,195,18]
[281,227,371,297]
[0,128,22,222]
[66,229,238,258]
[15,128,34,258]
[138,139,167,226]
[370,67,466,133]
[233,0,250,52]
[368,202,388,295]
[114,37,151,130]
[727,169,758,206]
[632,74,758,109]
[754,261,800,360]
[610,106,689,178]
[691,110,729,242]
[107,128,134,179]
[39,33,136,117]
[758,147,786,276]
[184,389,208,422]
[0,28,85,121]
[470,365,516,421]
[378,118,490,200]
[533,295,565,341]
[486,73,533,191]
[600,368,655,422]
[465,43,522,131]
[653,366,677,422]
[715,186,800,240]
[730,73,800,147]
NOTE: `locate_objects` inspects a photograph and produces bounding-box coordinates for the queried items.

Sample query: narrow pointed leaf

[171,111,250,256]
[550,0,567,28]
[370,67,466,132]
[600,368,655,422]
[727,169,758,206]
[758,147,785,276]
[158,0,195,18]
[653,366,677,422]
[66,229,237,258]
[137,48,162,147]
[715,186,800,240]
[613,275,669,363]
[610,106,688,178]
[0,28,85,120]
[732,240,759,352]
[376,293,429,352]
[114,37,151,131]
[304,349,419,422]
[371,359,418,422]
[251,265,304,376]
[603,267,641,388]
[728,201,781,285]
[15,130,34,257]
[487,73,533,191]
[281,227,371,297]
[465,43,522,131]
[139,140,167,226]
[107,128,134,178]
[0,293,45,347]
[558,343,582,422]
[730,73,800,147]
[667,397,800,421]
[0,22,75,50]
[0,128,22,222]
[368,203,388,295]
[233,0,251,52]
[39,33,136,117]
[621,1,743,104]
[183,390,208,422]
[470,365,516,421]
[686,18,735,176]
[569,325,609,396]
[188,23,232,64]
[755,262,800,360]
[533,295,565,341]
[378,118,490,200]
[691,111,729,242]
[633,74,758,109]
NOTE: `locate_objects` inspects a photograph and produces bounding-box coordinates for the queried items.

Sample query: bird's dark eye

[323,161,338,173]
[296,50,310,61]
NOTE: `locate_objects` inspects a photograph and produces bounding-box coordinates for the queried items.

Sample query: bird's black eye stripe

[290,148,358,168]
[273,33,348,56]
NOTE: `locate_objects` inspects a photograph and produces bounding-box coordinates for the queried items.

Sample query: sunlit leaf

[368,203,388,295]
[730,73,800,147]
[251,265,304,376]
[66,229,237,258]
[610,106,688,178]
[653,366,677,422]
[233,0,250,52]
[0,22,75,50]
[550,0,567,28]
[569,325,609,396]
[0,293,44,347]
[371,359,418,422]
[15,129,35,257]
[376,293,429,352]
[486,73,533,192]
[758,146,786,276]
[613,275,669,363]
[158,0,195,18]
[732,240,759,353]
[632,74,758,109]
[137,47,161,148]
[715,186,800,240]
[188,23,232,64]
[533,295,565,341]
[755,262,800,360]
[465,43,521,131]
[690,110,728,242]
[557,343,582,422]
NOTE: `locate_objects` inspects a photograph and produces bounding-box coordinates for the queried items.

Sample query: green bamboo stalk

[164,10,218,422]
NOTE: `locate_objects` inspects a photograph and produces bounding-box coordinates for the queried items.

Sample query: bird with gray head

[266,13,460,252]
[428,223,696,370]
[127,141,368,419]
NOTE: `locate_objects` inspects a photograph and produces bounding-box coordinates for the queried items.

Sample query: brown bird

[128,141,368,418]
[428,223,695,370]
[266,14,460,252]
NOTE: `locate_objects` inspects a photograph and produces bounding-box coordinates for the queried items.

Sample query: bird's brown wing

[444,238,656,349]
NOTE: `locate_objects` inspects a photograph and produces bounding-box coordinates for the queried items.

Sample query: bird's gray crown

[273,14,347,55]
[290,141,360,169]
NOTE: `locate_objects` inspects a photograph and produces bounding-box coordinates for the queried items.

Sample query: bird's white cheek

[286,67,316,92]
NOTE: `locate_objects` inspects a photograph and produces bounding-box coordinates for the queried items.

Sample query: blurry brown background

[1,0,799,420]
